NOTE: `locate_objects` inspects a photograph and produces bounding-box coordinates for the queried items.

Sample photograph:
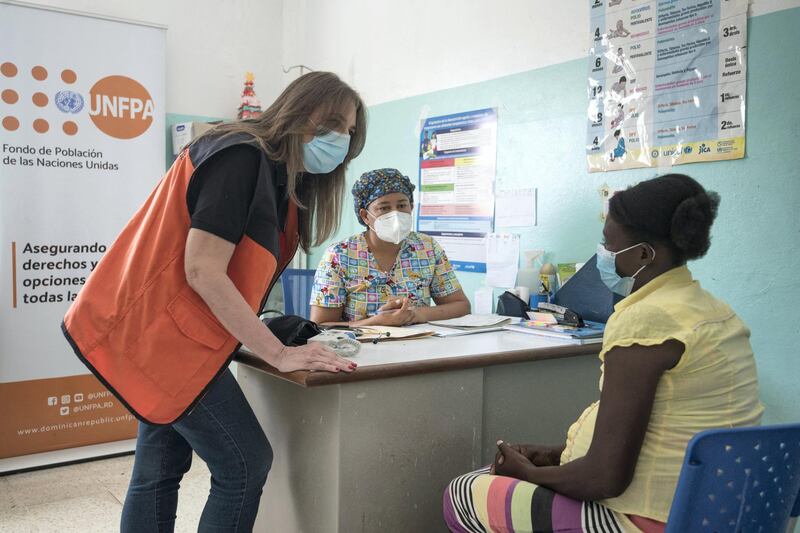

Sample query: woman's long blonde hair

[202,71,367,251]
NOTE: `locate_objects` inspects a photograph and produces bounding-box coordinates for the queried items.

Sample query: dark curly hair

[608,174,720,264]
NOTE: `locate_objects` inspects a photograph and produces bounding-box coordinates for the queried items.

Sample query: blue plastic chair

[666,423,800,533]
[280,268,316,319]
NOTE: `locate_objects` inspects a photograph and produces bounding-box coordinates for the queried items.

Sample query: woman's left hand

[492,440,534,481]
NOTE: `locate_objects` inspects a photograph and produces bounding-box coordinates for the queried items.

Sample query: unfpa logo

[89,75,154,139]
[1,62,154,140]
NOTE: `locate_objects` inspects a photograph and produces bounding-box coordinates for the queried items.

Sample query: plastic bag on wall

[585,0,748,172]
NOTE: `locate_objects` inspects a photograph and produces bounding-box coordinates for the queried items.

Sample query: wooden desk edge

[235,343,599,388]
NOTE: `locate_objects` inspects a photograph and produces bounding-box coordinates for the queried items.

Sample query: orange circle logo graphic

[63,121,78,135]
[2,89,18,104]
[89,75,154,139]
[33,119,49,133]
[3,116,20,131]
[1,62,18,77]
[32,92,48,107]
[61,69,77,84]
[31,66,48,81]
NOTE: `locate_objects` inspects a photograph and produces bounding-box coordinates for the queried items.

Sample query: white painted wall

[16,0,285,118]
[283,0,800,106]
[15,0,799,114]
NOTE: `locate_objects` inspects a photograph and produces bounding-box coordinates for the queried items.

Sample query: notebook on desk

[504,319,605,345]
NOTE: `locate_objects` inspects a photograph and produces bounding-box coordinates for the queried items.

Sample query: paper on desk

[485,233,520,288]
[495,188,536,228]
[409,322,506,337]
[429,314,511,328]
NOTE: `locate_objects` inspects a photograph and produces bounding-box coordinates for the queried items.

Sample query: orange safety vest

[62,133,299,425]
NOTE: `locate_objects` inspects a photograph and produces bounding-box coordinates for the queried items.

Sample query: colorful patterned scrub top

[310,231,462,321]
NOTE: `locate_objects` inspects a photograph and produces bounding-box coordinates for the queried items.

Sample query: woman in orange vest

[62,71,367,532]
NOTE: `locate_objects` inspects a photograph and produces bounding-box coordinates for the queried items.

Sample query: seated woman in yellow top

[310,168,470,326]
[444,174,763,533]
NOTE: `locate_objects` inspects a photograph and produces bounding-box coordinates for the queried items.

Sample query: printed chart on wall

[0,3,165,465]
[418,108,497,272]
[586,0,748,172]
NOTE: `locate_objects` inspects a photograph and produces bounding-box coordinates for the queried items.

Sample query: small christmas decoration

[237,72,262,120]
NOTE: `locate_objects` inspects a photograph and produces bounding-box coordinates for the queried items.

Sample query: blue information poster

[418,108,497,272]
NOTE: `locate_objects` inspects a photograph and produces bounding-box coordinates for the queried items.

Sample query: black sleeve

[186,144,261,244]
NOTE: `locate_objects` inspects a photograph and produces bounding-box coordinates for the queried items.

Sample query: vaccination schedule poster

[586,0,748,172]
[418,108,497,273]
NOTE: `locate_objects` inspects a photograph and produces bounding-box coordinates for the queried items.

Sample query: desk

[236,331,601,533]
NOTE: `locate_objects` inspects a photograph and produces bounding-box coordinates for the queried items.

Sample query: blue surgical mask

[596,242,655,297]
[302,129,351,174]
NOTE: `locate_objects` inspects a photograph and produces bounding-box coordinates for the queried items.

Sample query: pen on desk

[372,331,391,344]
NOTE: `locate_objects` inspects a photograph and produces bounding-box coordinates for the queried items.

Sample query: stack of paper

[429,314,512,329]
[413,314,512,337]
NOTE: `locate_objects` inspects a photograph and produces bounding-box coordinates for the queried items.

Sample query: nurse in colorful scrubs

[310,168,470,326]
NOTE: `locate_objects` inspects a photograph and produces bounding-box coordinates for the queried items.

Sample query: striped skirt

[443,467,651,533]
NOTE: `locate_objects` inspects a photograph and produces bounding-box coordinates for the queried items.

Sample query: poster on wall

[418,108,497,273]
[0,4,165,465]
[586,0,748,172]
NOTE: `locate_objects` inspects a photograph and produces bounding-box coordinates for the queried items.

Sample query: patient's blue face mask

[302,119,351,174]
[596,242,655,297]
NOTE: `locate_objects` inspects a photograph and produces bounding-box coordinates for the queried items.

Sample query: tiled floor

[0,453,210,533]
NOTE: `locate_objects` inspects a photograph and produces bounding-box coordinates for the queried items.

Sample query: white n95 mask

[371,211,413,244]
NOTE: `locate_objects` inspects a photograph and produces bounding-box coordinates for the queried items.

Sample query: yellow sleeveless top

[560,266,763,521]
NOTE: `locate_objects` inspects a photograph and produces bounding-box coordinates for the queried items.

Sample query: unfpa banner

[0,3,165,466]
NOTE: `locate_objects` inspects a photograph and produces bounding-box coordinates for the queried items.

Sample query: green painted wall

[309,9,800,425]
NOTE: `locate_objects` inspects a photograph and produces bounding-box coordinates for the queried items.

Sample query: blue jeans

[121,369,272,533]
